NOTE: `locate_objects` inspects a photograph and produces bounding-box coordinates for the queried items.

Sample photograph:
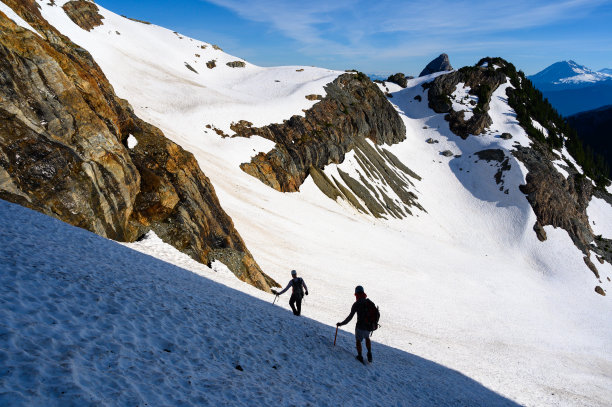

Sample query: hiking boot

[356,355,365,364]
[367,352,372,363]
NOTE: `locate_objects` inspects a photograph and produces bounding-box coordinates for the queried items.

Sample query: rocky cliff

[231,72,423,219]
[426,57,612,280]
[0,0,278,291]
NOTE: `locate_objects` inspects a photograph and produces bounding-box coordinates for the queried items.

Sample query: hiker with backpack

[336,285,379,364]
[272,270,308,316]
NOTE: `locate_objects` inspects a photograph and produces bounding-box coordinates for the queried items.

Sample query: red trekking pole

[334,326,338,346]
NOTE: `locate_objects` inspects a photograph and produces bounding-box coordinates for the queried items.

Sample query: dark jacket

[338,298,370,331]
[277,277,307,296]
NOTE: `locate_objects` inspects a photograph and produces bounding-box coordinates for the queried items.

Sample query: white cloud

[200,0,611,73]
[204,0,605,51]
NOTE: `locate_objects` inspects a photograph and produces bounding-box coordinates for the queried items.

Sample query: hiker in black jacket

[337,285,373,364]
[272,270,308,316]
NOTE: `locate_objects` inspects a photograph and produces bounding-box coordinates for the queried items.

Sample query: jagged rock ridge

[231,73,423,219]
[0,0,278,291]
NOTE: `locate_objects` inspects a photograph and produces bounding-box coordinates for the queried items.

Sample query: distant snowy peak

[600,68,612,75]
[529,60,612,90]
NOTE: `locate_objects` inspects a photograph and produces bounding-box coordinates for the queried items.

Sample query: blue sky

[97,0,612,76]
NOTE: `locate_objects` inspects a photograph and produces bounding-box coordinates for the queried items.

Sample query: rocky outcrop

[419,53,453,77]
[184,62,198,73]
[231,73,422,218]
[514,146,597,258]
[0,1,278,291]
[386,73,411,88]
[424,65,506,139]
[232,73,406,192]
[62,0,104,31]
[226,61,246,68]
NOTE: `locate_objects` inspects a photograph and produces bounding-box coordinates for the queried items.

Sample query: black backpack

[363,299,380,333]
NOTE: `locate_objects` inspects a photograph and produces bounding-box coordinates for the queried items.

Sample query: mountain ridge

[528,60,612,115]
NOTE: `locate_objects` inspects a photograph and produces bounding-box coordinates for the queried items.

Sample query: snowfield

[0,199,521,406]
[1,1,612,406]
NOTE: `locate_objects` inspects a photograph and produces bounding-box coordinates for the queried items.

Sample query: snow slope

[4,1,612,406]
[0,199,522,406]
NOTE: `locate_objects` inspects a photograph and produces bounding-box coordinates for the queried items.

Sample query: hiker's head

[355,285,364,294]
[291,269,297,277]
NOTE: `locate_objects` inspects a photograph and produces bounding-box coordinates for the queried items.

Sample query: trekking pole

[334,326,338,346]
[273,294,278,305]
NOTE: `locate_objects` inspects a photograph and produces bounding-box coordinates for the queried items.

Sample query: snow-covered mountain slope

[528,60,612,91]
[3,1,612,406]
[0,199,523,406]
[32,0,341,135]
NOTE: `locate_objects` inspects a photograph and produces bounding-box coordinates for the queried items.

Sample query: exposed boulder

[305,94,323,101]
[62,0,104,31]
[226,61,246,68]
[595,286,606,296]
[500,132,512,140]
[419,53,453,77]
[533,221,547,241]
[386,73,412,88]
[206,60,216,69]
[475,149,505,162]
[0,0,278,291]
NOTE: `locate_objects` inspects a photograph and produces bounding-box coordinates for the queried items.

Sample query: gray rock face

[515,145,595,255]
[231,72,423,219]
[232,73,407,192]
[419,53,453,77]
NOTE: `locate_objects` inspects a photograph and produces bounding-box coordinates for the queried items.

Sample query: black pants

[289,293,302,315]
